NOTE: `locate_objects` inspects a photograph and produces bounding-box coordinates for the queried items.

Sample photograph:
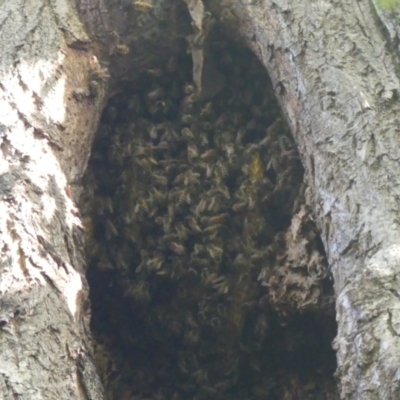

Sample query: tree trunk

[223,0,400,398]
[0,0,106,398]
[3,0,400,398]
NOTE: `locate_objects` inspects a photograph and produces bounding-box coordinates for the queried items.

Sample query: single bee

[146,255,164,271]
[108,30,120,41]
[146,68,163,77]
[96,258,113,271]
[134,157,152,171]
[198,131,209,147]
[150,187,166,201]
[207,244,223,261]
[89,58,110,82]
[147,87,164,101]
[169,242,185,255]
[184,329,199,345]
[199,102,213,119]
[214,159,229,180]
[203,224,222,235]
[194,197,208,215]
[72,88,90,100]
[166,56,177,73]
[186,216,202,233]
[125,281,150,301]
[104,219,118,240]
[88,80,100,97]
[181,127,195,140]
[192,368,209,385]
[181,114,195,124]
[178,189,191,205]
[200,149,216,161]
[232,202,247,212]
[152,172,168,185]
[187,143,199,162]
[134,198,149,215]
[181,93,197,113]
[184,83,196,95]
[176,223,190,240]
[193,243,205,256]
[133,1,153,12]
[115,44,129,55]
[208,213,228,225]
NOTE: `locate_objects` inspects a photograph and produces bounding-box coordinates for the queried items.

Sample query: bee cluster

[83,27,336,400]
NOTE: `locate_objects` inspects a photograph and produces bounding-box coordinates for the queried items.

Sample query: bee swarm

[82,19,338,400]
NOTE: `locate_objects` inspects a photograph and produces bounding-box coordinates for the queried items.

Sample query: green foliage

[376,0,400,10]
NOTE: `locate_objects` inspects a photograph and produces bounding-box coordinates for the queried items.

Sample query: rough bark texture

[0,0,106,398]
[218,0,400,398]
[4,0,400,398]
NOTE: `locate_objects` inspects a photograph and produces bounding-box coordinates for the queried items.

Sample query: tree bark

[220,0,400,398]
[0,0,106,398]
[4,0,400,398]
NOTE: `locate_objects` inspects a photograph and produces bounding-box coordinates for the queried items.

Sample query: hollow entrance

[82,14,338,400]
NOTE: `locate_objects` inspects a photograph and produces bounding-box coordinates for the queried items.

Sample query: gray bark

[2,0,400,398]
[218,0,400,398]
[0,0,105,398]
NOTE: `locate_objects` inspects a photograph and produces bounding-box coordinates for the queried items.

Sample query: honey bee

[214,281,229,294]
[194,197,208,215]
[176,223,190,240]
[96,258,113,271]
[249,153,264,184]
[103,196,115,214]
[192,368,209,385]
[178,189,191,205]
[166,56,177,73]
[198,131,209,147]
[150,187,166,201]
[105,219,118,240]
[146,255,164,271]
[208,213,228,225]
[133,1,153,11]
[232,202,247,212]
[147,87,164,101]
[184,83,196,95]
[88,80,100,97]
[203,224,223,235]
[181,114,195,124]
[89,59,110,82]
[72,87,90,100]
[146,68,163,77]
[181,127,195,140]
[184,329,199,345]
[134,198,149,215]
[108,30,120,42]
[186,216,202,233]
[115,44,129,55]
[199,102,213,119]
[187,143,199,162]
[152,173,168,185]
[200,149,215,160]
[125,281,151,301]
[207,244,223,261]
[181,93,197,113]
[134,157,152,171]
[214,159,229,180]
[169,242,185,255]
[162,216,172,234]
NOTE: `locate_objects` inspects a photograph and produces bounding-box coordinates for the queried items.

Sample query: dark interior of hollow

[83,22,338,400]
